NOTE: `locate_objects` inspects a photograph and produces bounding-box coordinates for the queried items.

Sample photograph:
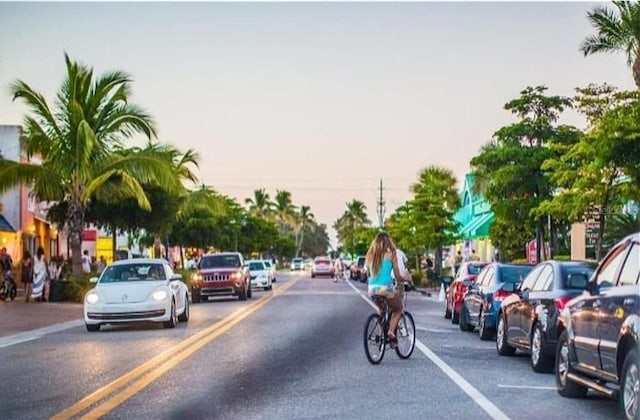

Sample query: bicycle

[0,270,17,301]
[363,284,416,364]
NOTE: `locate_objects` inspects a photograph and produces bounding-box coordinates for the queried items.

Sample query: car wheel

[620,348,640,420]
[555,330,588,398]
[459,303,474,332]
[478,311,494,341]
[238,285,248,301]
[531,323,553,373]
[451,308,460,325]
[163,300,177,328]
[496,313,516,356]
[86,324,100,332]
[178,293,189,322]
[247,282,253,299]
[444,300,452,319]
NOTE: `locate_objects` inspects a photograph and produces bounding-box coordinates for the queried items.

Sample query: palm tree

[245,188,272,218]
[604,211,640,251]
[0,54,180,277]
[581,1,640,89]
[333,200,371,252]
[272,189,296,233]
[293,205,314,256]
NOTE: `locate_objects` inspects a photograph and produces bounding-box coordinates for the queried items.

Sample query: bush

[510,258,530,264]
[553,255,571,261]
[61,274,95,303]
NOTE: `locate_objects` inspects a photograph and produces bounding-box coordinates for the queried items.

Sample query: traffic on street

[0,270,616,419]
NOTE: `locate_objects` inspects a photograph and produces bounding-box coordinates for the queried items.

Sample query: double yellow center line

[52,277,299,420]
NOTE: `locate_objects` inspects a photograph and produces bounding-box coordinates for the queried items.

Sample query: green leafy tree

[0,54,180,276]
[581,1,640,88]
[300,222,331,257]
[272,189,296,234]
[333,199,372,254]
[409,165,460,273]
[471,86,574,261]
[293,205,314,257]
[245,188,272,218]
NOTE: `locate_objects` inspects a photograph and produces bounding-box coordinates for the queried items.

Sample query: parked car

[496,260,596,372]
[262,259,277,283]
[459,262,533,338]
[290,257,304,271]
[190,252,252,302]
[84,259,190,332]
[444,261,489,324]
[246,259,273,291]
[555,233,640,418]
[311,257,334,278]
[350,256,368,282]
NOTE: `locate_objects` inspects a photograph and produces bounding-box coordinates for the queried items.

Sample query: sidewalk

[0,299,83,338]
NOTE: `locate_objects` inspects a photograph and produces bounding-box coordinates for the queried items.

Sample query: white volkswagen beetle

[84,258,190,332]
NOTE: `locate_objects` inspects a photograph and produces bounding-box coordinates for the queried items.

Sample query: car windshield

[292,258,303,263]
[100,263,166,283]
[248,262,265,271]
[315,259,329,265]
[263,261,272,268]
[501,266,534,284]
[200,255,241,269]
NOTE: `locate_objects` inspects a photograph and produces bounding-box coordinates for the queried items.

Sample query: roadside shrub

[62,274,95,303]
[510,258,530,264]
[553,255,571,261]
[411,269,424,287]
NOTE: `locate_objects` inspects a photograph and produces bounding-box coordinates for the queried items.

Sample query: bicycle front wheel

[395,311,416,359]
[364,314,385,364]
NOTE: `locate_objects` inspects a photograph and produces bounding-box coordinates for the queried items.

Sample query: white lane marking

[279,291,355,296]
[498,385,555,390]
[416,326,453,333]
[346,280,510,420]
[0,319,83,349]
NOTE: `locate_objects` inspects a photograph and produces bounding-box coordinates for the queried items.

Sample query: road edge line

[0,319,84,350]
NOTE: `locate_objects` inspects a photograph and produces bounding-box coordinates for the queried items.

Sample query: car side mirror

[567,273,589,290]
[440,276,453,286]
[501,282,516,293]
[89,277,98,283]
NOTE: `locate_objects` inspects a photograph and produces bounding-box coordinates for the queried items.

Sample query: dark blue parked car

[459,262,534,340]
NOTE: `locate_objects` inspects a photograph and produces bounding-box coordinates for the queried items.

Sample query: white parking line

[347,280,510,420]
[498,384,555,390]
[416,326,453,333]
[0,319,83,349]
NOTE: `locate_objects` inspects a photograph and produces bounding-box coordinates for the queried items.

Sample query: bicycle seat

[371,295,388,303]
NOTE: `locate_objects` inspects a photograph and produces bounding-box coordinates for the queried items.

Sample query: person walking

[21,250,34,302]
[32,247,48,301]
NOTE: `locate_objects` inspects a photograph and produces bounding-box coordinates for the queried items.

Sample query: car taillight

[555,296,572,311]
[493,288,512,301]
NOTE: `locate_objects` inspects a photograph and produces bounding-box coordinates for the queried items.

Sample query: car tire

[459,303,474,332]
[478,311,494,341]
[496,313,516,356]
[619,348,640,420]
[239,285,247,301]
[178,293,189,322]
[555,330,588,398]
[444,301,452,319]
[247,283,252,299]
[163,300,177,328]
[86,324,100,332]
[531,323,553,373]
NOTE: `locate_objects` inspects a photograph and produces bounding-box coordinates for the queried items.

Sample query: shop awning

[460,212,494,239]
[0,214,16,232]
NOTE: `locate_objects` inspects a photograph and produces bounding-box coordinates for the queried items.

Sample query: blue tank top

[368,258,393,287]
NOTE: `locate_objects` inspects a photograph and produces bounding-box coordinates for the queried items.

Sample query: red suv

[190,252,252,302]
[444,261,488,324]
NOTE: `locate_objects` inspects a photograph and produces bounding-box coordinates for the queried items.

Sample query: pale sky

[0,1,635,247]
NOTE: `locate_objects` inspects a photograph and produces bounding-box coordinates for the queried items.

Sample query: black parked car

[497,260,596,372]
[556,233,640,420]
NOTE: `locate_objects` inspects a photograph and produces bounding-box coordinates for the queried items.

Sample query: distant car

[190,252,252,302]
[290,258,304,271]
[350,256,368,282]
[444,261,489,324]
[246,260,273,291]
[84,259,190,332]
[311,257,334,278]
[458,262,534,338]
[262,260,276,283]
[497,260,596,372]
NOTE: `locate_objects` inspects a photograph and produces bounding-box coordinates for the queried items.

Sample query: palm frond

[10,80,62,138]
[83,169,150,210]
[0,160,56,196]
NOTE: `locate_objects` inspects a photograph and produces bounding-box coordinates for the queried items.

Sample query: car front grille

[87,309,166,320]
[203,273,231,282]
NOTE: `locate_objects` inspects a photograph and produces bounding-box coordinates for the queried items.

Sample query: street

[0,272,616,420]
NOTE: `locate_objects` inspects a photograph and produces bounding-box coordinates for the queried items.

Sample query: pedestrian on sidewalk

[21,250,34,303]
[32,247,48,302]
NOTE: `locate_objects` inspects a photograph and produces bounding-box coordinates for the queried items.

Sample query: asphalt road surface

[0,271,617,419]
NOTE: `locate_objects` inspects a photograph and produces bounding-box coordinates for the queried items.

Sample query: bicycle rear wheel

[395,311,416,359]
[364,314,385,364]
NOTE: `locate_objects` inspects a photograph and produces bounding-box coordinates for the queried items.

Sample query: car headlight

[152,290,168,301]
[86,292,99,305]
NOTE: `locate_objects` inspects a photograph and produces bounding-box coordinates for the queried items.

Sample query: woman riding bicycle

[366,231,408,346]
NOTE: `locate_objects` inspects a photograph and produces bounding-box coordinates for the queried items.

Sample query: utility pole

[377,179,386,229]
